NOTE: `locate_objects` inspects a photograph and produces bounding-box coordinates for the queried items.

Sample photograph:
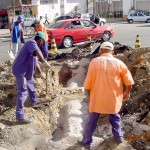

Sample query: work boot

[77,140,91,150]
[31,99,43,106]
[16,118,32,124]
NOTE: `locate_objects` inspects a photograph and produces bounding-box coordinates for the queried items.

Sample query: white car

[80,13,106,26]
[127,12,150,23]
[89,14,106,26]
[24,18,35,27]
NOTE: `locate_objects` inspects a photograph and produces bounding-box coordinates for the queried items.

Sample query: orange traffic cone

[51,38,58,53]
[135,35,141,48]
[87,34,92,49]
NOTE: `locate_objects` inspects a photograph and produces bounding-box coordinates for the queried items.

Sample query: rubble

[0,46,150,149]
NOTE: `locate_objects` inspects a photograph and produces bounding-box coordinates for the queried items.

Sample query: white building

[32,0,87,22]
[88,0,150,18]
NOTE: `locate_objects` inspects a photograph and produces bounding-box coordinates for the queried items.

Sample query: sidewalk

[0,29,11,38]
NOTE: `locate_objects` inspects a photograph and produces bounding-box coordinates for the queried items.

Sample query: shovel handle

[46,69,48,95]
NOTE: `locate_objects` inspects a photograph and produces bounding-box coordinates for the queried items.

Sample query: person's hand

[123,91,130,101]
[39,72,46,80]
[42,60,50,69]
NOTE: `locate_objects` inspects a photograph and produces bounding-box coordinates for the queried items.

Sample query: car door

[138,13,146,22]
[80,20,103,40]
[131,13,138,21]
[65,20,88,43]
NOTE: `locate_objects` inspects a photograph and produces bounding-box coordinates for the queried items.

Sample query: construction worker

[12,32,51,124]
[78,41,134,149]
[11,15,24,58]
[34,19,49,60]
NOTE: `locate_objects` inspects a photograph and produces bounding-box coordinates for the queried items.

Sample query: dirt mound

[0,47,150,149]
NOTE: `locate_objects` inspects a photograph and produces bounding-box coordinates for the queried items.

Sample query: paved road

[111,22,150,47]
[0,22,150,63]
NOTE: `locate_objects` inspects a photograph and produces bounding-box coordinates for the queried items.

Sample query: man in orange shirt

[34,19,49,60]
[78,41,134,149]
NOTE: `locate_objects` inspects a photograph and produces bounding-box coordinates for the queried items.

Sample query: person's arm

[36,63,46,79]
[123,85,132,101]
[85,89,90,103]
[35,50,50,69]
[35,50,45,62]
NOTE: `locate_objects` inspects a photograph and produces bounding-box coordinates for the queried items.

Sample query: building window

[22,0,32,4]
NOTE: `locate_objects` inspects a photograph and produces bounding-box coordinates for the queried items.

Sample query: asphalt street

[0,21,150,63]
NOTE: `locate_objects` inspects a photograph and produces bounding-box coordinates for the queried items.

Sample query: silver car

[127,12,150,23]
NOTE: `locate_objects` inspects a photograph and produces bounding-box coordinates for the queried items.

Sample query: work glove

[39,72,46,80]
[42,60,51,69]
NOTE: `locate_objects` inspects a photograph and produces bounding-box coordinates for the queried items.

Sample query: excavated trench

[0,46,150,150]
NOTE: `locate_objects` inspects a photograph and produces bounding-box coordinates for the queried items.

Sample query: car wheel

[146,19,150,23]
[102,32,111,42]
[100,21,104,26]
[63,36,73,48]
[128,19,133,24]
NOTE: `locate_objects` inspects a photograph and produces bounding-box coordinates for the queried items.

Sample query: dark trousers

[40,41,48,60]
[81,112,123,145]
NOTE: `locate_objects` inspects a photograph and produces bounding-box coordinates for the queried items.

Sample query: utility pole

[107,0,112,26]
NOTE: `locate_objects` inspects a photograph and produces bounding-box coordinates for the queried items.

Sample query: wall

[65,0,87,15]
[123,0,132,16]
[0,0,11,9]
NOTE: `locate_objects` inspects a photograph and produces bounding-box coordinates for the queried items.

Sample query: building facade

[0,0,150,22]
[88,0,150,18]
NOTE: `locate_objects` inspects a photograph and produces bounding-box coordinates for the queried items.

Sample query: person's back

[12,21,21,43]
[89,55,127,113]
[34,22,48,42]
[12,40,38,78]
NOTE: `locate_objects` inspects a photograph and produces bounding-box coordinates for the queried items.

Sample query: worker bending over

[12,32,50,124]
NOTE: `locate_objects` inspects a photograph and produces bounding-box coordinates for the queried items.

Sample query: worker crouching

[12,32,50,124]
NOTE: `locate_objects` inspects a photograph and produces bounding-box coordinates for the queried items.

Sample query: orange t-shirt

[84,53,134,114]
[35,23,48,42]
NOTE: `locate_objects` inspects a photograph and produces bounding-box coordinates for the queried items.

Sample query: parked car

[47,18,114,48]
[80,13,106,26]
[24,18,35,27]
[89,14,106,26]
[127,12,150,23]
[80,13,91,20]
[55,15,73,22]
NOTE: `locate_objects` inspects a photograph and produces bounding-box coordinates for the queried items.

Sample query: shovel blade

[8,50,15,60]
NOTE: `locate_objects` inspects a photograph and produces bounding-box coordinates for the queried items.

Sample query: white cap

[100,42,114,51]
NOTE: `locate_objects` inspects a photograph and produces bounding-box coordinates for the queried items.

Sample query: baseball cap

[17,15,24,22]
[35,32,45,40]
[100,41,114,51]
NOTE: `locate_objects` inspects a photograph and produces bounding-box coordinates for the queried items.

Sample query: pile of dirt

[0,47,150,150]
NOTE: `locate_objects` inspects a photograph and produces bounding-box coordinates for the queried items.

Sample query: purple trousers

[15,75,37,119]
[40,41,48,60]
[81,112,123,145]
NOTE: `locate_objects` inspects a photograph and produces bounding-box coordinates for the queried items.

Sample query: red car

[47,18,114,48]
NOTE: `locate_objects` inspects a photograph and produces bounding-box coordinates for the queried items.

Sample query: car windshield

[49,21,66,28]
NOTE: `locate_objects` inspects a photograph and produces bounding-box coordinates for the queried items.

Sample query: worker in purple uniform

[12,32,50,124]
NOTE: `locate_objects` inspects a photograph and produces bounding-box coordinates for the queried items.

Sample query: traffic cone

[87,34,92,49]
[51,38,58,53]
[135,35,141,48]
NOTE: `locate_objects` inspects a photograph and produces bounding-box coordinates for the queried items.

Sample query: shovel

[8,33,15,60]
[45,69,49,95]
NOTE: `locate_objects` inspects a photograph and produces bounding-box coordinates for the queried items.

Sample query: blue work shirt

[12,21,21,43]
[12,40,40,80]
